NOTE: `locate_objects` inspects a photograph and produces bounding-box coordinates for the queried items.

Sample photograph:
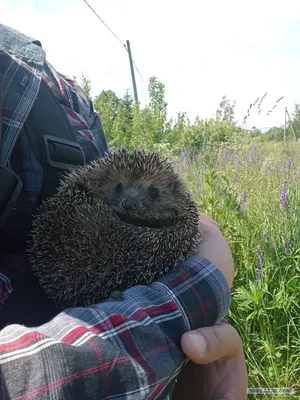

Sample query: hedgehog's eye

[149,187,159,199]
[115,183,123,194]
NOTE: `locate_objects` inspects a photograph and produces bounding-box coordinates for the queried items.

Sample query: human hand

[171,214,247,399]
[172,322,248,400]
[195,213,234,287]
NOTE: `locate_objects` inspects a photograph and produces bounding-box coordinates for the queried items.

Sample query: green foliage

[84,73,299,151]
[215,94,237,124]
[261,126,285,142]
[79,73,91,98]
[92,75,247,157]
[291,103,300,138]
[93,90,121,143]
[180,143,300,398]
[262,103,300,143]
[86,73,300,398]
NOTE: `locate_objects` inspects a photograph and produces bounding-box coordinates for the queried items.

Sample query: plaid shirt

[0,24,231,399]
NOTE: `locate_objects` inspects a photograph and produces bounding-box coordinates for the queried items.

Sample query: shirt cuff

[147,255,231,342]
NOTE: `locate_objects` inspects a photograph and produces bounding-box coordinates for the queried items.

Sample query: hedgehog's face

[72,150,190,228]
[86,169,187,227]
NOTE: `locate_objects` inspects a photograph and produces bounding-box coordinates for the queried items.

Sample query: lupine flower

[284,238,290,254]
[255,258,262,267]
[280,181,288,203]
[255,248,264,281]
[280,181,288,208]
[255,268,263,281]
[286,156,292,169]
[237,190,247,212]
[241,190,247,212]
[242,190,247,205]
[255,249,264,268]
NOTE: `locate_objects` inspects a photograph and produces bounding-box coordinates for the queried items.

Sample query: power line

[83,0,147,88]
[83,0,126,50]
[131,59,147,87]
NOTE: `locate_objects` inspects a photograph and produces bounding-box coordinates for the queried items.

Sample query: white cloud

[1,0,300,130]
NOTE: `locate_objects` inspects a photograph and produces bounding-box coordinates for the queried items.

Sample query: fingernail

[186,332,207,357]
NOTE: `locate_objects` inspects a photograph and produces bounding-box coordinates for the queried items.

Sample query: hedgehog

[27,148,201,308]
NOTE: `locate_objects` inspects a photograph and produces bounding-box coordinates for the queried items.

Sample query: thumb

[181,322,243,364]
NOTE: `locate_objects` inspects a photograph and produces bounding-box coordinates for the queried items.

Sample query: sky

[1,0,300,131]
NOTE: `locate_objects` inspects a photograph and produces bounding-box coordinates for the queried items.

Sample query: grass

[175,141,300,399]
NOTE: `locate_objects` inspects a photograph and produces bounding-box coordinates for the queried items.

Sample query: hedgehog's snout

[122,197,138,211]
[118,187,141,213]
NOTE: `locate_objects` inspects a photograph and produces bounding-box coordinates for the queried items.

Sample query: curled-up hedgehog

[27,149,201,308]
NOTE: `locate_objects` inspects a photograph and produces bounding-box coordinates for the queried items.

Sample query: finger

[181,323,243,364]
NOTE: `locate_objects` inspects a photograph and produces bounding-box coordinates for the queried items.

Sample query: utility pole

[126,40,138,104]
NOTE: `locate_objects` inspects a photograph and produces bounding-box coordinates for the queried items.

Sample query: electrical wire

[131,60,147,87]
[83,0,126,50]
[83,0,147,88]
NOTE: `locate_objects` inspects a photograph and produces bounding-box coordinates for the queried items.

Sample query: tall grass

[89,75,300,397]
[177,141,300,399]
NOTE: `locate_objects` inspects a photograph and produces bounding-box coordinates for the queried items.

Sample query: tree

[148,76,168,143]
[249,127,263,138]
[79,73,91,98]
[111,90,135,148]
[93,90,121,142]
[263,126,284,141]
[290,103,300,139]
[215,95,236,124]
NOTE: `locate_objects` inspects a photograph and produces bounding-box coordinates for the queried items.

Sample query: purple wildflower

[280,181,288,208]
[286,157,292,169]
[255,268,263,281]
[242,190,247,204]
[284,238,290,254]
[255,249,264,268]
[260,249,264,260]
[255,258,261,267]
[238,190,247,212]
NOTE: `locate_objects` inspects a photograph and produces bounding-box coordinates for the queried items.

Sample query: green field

[177,142,300,399]
[89,74,300,399]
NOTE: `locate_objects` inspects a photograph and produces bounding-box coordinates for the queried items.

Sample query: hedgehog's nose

[122,198,137,211]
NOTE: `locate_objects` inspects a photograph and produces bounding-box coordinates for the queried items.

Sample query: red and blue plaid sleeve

[0,256,231,399]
